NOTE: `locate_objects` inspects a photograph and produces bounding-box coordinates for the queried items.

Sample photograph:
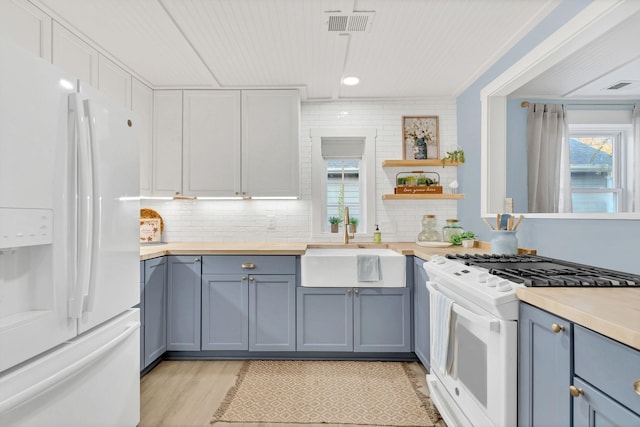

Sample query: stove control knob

[496,280,513,292]
[478,272,490,283]
[486,276,500,287]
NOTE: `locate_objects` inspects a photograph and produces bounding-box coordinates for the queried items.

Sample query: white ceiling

[33,0,562,100]
[510,8,640,99]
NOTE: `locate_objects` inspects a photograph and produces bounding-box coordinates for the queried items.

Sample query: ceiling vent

[605,81,632,90]
[324,11,375,33]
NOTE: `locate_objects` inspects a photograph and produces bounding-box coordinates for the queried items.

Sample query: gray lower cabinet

[296,287,411,353]
[201,256,296,351]
[518,302,571,427]
[519,302,640,426]
[572,325,640,425]
[139,262,144,371]
[143,257,167,368]
[413,256,430,368]
[167,256,202,351]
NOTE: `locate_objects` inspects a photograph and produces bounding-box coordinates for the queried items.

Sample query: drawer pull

[634,380,640,396]
[346,289,351,294]
[241,263,256,269]
[354,289,360,295]
[551,323,564,333]
[249,277,255,282]
[569,385,584,398]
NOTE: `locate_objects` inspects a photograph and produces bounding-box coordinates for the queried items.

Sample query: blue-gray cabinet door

[143,257,167,367]
[139,262,144,371]
[413,257,430,368]
[296,287,353,352]
[167,256,201,351]
[518,302,571,427]
[201,274,248,350]
[248,274,296,351]
[354,287,411,353]
[572,377,640,426]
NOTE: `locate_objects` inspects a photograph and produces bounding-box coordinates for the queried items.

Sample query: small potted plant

[349,217,359,234]
[328,216,341,233]
[441,146,465,167]
[450,231,476,247]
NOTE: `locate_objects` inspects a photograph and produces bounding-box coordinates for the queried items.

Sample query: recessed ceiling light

[342,76,360,86]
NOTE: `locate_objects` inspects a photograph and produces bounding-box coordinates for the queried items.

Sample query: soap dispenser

[373,224,382,243]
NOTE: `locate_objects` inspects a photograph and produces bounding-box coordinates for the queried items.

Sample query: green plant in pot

[450,231,476,247]
[349,217,359,233]
[417,175,427,186]
[328,216,341,233]
[441,147,465,167]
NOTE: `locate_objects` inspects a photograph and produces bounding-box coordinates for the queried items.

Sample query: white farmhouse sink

[301,248,406,287]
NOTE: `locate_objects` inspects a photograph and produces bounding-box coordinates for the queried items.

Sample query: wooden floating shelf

[381,159,462,167]
[382,193,464,200]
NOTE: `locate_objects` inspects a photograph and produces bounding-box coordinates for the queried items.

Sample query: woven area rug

[210,360,441,426]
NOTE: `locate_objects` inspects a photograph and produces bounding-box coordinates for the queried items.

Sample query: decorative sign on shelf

[140,218,161,243]
[394,170,442,194]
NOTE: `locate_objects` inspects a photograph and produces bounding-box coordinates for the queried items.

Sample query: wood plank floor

[139,360,445,427]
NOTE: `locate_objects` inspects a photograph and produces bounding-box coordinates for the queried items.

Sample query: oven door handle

[428,281,501,333]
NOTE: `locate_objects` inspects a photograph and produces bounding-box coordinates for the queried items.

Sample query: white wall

[143,98,460,242]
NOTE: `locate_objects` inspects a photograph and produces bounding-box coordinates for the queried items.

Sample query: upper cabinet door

[242,90,300,198]
[182,90,241,197]
[132,79,153,196]
[153,90,183,197]
[98,55,131,109]
[52,22,98,85]
[0,0,52,61]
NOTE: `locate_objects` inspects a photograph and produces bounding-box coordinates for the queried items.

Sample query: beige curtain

[526,103,569,213]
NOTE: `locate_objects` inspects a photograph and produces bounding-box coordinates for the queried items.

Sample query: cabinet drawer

[202,255,295,275]
[574,325,640,414]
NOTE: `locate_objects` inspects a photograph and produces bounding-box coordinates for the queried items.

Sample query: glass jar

[417,214,440,242]
[442,219,464,243]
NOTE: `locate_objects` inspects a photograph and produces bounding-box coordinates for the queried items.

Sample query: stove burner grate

[445,254,639,287]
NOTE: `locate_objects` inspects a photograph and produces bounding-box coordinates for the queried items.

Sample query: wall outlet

[266,215,276,230]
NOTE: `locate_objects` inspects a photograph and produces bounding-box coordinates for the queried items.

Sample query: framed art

[402,115,440,160]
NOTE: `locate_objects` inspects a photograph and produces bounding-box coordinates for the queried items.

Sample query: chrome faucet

[343,206,354,244]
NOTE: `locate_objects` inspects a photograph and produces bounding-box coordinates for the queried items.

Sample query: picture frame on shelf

[402,115,440,160]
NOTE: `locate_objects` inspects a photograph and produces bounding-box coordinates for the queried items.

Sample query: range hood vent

[324,11,375,33]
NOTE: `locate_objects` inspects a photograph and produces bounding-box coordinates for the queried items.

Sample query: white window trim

[310,128,377,239]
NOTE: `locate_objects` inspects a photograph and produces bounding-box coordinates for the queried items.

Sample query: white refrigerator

[0,39,140,426]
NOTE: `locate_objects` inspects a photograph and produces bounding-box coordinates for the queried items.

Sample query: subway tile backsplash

[143,98,459,242]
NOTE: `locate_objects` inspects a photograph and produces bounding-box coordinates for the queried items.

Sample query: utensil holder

[491,230,518,255]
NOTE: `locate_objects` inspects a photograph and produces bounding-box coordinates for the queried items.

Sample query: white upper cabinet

[152,90,183,197]
[132,78,153,196]
[242,90,300,198]
[0,0,51,61]
[98,55,132,109]
[182,90,241,197]
[147,89,300,198]
[52,22,98,85]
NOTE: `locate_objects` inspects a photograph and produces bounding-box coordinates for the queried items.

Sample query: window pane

[571,192,617,213]
[569,137,613,189]
[326,160,360,229]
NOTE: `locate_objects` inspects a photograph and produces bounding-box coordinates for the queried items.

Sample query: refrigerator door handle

[0,321,140,414]
[68,95,99,318]
[81,99,101,314]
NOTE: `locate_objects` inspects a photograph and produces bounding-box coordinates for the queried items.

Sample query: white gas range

[422,253,640,427]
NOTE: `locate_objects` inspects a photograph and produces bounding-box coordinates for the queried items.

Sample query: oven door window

[455,323,487,407]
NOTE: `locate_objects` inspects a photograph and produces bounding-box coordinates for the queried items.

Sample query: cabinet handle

[569,385,584,397]
[194,258,200,263]
[249,277,255,281]
[346,289,351,294]
[634,380,640,396]
[242,276,247,280]
[354,289,360,295]
[551,323,564,333]
[241,263,256,269]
